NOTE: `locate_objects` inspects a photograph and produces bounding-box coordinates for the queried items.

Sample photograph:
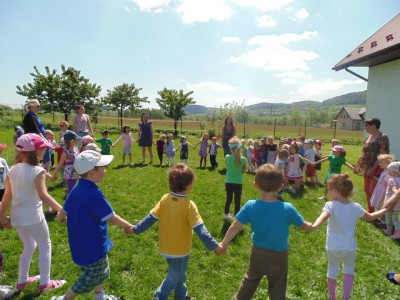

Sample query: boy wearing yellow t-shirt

[127,163,224,300]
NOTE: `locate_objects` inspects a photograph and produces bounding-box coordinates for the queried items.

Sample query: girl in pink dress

[370,154,394,210]
[112,126,135,166]
[195,133,210,169]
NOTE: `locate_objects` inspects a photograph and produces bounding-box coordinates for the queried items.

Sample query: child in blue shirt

[53,150,133,300]
[221,164,313,300]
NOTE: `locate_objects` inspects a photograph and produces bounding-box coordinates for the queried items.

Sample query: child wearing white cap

[53,150,133,300]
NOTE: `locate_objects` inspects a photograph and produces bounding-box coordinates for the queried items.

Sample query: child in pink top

[112,126,135,166]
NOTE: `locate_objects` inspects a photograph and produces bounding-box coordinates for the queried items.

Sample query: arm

[242,162,248,173]
[57,209,67,223]
[137,125,142,141]
[72,116,77,133]
[150,123,153,142]
[112,136,122,147]
[298,221,313,232]
[108,213,133,231]
[312,157,329,166]
[311,211,330,230]
[221,220,244,250]
[34,172,62,212]
[299,155,313,165]
[193,223,219,251]
[86,116,94,135]
[0,177,12,215]
[363,208,387,221]
[383,189,400,209]
[345,162,355,171]
[51,152,67,180]
[132,213,158,234]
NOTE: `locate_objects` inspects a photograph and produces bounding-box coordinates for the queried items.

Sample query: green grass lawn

[0,128,398,299]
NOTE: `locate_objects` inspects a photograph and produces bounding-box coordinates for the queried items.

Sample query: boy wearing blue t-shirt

[221,164,313,300]
[53,150,133,300]
[127,163,224,300]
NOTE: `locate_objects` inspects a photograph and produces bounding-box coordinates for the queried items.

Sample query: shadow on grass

[218,169,227,175]
[113,165,129,170]
[13,291,41,300]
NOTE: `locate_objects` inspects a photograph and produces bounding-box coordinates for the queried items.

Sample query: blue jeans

[154,256,189,300]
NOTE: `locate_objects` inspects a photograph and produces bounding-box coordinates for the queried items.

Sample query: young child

[258,136,268,166]
[251,139,260,170]
[164,133,176,167]
[286,142,313,194]
[370,154,394,211]
[13,126,24,145]
[53,150,133,300]
[310,174,387,300]
[0,144,10,201]
[51,131,82,195]
[209,136,221,169]
[80,135,94,152]
[241,139,247,159]
[112,126,135,166]
[221,164,313,299]
[0,134,65,293]
[266,136,278,164]
[155,134,166,166]
[314,139,323,183]
[224,137,247,220]
[127,163,224,300]
[46,130,57,169]
[303,139,316,186]
[95,130,113,155]
[59,121,69,143]
[246,138,254,173]
[313,145,354,200]
[176,136,194,164]
[382,162,400,239]
[195,133,210,169]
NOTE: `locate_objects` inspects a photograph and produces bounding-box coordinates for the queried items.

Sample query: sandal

[386,272,400,285]
[15,275,40,291]
[39,279,66,292]
[104,295,120,300]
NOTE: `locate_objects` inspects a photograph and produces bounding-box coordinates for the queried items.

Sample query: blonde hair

[247,138,254,146]
[25,99,40,111]
[45,130,54,138]
[228,137,242,167]
[377,154,395,164]
[327,173,355,198]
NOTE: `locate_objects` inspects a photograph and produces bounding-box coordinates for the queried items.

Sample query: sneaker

[224,214,232,221]
[39,279,66,293]
[318,195,326,200]
[15,275,40,291]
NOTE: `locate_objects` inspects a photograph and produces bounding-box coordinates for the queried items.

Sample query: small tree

[156,88,195,135]
[103,83,149,128]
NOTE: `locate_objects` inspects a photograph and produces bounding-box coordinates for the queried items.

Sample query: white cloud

[229,31,319,72]
[273,71,309,85]
[233,0,294,12]
[189,81,237,92]
[295,8,309,20]
[256,15,277,28]
[222,36,240,43]
[176,0,233,24]
[143,55,150,59]
[292,79,365,97]
[129,0,170,12]
[124,6,132,13]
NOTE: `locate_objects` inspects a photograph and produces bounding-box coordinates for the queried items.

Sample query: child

[84,143,102,153]
[164,133,176,167]
[59,121,69,143]
[303,139,316,186]
[246,138,254,173]
[266,135,278,164]
[46,130,57,169]
[127,163,224,300]
[258,136,268,166]
[155,134,166,166]
[51,131,82,195]
[224,137,247,220]
[382,162,400,239]
[53,150,133,300]
[13,126,24,145]
[176,135,194,164]
[80,135,94,152]
[221,164,313,299]
[313,145,354,200]
[241,139,247,159]
[286,142,313,194]
[314,140,323,183]
[0,134,65,293]
[95,130,113,155]
[370,154,394,211]
[112,126,135,166]
[195,133,210,169]
[310,174,387,300]
[251,139,260,170]
[209,136,221,169]
[0,144,10,201]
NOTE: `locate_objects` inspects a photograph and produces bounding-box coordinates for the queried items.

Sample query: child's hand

[57,213,67,224]
[2,216,12,229]
[124,225,134,235]
[49,174,57,181]
[214,243,226,256]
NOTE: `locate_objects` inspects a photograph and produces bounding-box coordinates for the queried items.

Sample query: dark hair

[76,104,84,111]
[102,130,109,135]
[255,164,284,193]
[122,126,130,133]
[327,173,354,198]
[15,151,39,166]
[168,163,195,193]
[365,117,381,129]
[140,112,149,122]
[224,116,234,127]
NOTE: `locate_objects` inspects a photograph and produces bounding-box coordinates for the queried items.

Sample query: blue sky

[1,0,399,109]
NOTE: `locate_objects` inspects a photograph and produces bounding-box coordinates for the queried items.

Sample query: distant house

[333,13,400,158]
[335,107,365,131]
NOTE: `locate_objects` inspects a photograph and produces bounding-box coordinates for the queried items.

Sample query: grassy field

[0,128,398,300]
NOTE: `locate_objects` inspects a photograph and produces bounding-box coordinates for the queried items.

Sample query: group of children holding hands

[1,123,400,299]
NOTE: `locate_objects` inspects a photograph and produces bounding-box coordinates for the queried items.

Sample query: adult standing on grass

[221,116,236,157]
[361,118,389,213]
[72,105,94,141]
[23,99,51,171]
[137,112,154,164]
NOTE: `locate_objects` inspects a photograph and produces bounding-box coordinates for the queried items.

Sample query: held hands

[1,216,12,229]
[124,224,135,235]
[57,212,67,224]
[214,243,227,256]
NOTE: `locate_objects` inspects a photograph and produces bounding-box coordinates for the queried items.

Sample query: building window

[342,122,345,128]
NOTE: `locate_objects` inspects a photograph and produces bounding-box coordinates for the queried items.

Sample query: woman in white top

[0,134,66,293]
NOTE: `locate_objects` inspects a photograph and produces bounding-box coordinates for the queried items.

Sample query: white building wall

[366,59,400,159]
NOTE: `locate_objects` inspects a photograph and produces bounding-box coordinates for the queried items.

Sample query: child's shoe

[39,279,66,293]
[224,214,232,221]
[318,195,326,200]
[383,229,393,236]
[391,231,400,240]
[15,275,40,291]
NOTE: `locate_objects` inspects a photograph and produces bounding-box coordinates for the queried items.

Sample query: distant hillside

[184,104,208,114]
[321,90,366,106]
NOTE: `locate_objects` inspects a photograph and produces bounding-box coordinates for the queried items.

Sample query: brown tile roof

[333,13,400,71]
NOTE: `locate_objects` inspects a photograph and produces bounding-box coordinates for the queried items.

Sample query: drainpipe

[345,67,368,82]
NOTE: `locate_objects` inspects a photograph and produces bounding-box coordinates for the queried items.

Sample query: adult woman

[23,99,51,170]
[72,104,93,139]
[137,112,153,164]
[361,117,390,212]
[221,116,236,157]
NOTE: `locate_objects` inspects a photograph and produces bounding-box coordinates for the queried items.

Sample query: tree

[156,88,195,135]
[103,83,149,128]
[16,65,101,121]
